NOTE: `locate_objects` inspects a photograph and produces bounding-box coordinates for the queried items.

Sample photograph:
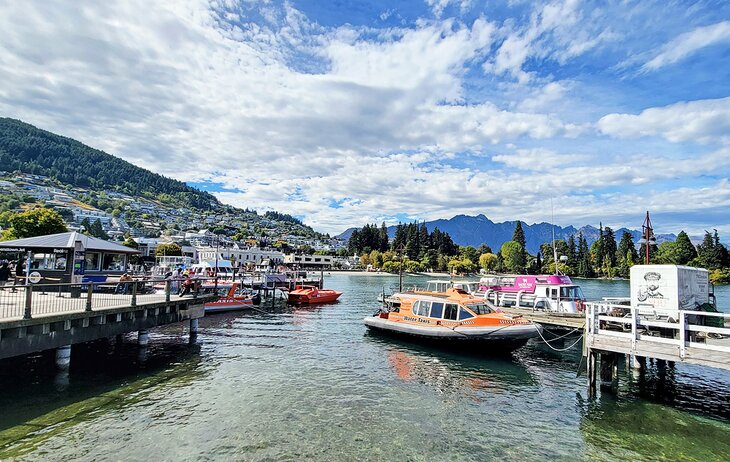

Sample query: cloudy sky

[1,1,729,235]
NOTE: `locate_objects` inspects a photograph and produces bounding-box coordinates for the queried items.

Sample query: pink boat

[478,274,586,313]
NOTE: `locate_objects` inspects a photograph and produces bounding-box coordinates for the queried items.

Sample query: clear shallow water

[0,274,728,461]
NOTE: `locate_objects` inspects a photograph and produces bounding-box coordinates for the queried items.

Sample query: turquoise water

[0,274,728,461]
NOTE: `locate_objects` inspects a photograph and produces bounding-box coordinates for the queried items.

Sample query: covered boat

[287,285,342,304]
[205,282,260,313]
[365,289,540,351]
[478,274,585,313]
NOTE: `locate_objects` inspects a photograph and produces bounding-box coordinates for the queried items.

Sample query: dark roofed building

[0,232,140,283]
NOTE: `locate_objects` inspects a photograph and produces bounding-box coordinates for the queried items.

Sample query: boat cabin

[479,274,585,313]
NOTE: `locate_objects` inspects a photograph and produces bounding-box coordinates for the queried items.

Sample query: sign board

[28,271,42,284]
[630,264,709,317]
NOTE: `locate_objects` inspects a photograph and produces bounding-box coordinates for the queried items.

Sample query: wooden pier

[500,306,585,330]
[584,302,730,397]
[0,281,216,368]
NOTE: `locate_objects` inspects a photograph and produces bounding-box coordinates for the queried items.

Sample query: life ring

[576,299,585,312]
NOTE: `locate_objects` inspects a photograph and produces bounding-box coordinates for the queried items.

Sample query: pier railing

[0,278,222,321]
[585,302,730,361]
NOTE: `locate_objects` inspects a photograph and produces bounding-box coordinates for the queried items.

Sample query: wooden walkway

[500,306,585,329]
[584,302,730,396]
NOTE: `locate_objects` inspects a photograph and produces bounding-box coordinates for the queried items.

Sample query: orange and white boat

[287,285,342,304]
[364,288,540,351]
[205,282,260,313]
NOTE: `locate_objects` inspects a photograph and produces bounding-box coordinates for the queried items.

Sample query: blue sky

[1,1,729,235]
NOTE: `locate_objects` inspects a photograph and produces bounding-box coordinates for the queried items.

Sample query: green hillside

[0,118,215,210]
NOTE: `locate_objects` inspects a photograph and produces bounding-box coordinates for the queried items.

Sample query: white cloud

[597,97,730,144]
[0,0,727,235]
[425,0,473,18]
[484,0,617,83]
[642,20,730,72]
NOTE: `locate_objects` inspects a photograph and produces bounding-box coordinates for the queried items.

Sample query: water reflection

[625,360,730,421]
[0,337,205,439]
[579,392,730,461]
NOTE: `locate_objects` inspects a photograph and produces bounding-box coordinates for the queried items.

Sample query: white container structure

[629,265,710,320]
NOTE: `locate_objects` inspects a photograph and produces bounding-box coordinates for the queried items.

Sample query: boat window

[413,300,429,317]
[465,303,493,315]
[559,286,585,301]
[430,302,444,318]
[458,307,475,320]
[444,304,458,320]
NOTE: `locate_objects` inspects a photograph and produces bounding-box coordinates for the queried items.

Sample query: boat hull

[363,316,540,351]
[288,292,342,304]
[204,299,254,313]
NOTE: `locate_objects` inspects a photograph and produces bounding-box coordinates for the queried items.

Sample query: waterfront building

[196,245,284,270]
[0,231,140,283]
[283,253,333,269]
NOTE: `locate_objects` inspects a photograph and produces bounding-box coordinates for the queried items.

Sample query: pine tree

[512,221,527,273]
[603,227,617,267]
[674,230,697,265]
[379,222,389,251]
[567,234,577,269]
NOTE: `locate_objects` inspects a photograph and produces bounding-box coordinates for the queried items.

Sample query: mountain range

[337,214,677,254]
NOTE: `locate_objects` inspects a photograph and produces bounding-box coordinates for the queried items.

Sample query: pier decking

[499,306,585,330]
[0,282,216,363]
[584,302,730,396]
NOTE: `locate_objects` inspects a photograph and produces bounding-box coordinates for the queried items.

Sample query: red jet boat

[287,285,342,304]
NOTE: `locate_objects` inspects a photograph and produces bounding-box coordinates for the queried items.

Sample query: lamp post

[637,211,657,265]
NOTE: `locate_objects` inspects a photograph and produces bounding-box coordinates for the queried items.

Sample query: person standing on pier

[13,259,25,290]
[0,261,10,290]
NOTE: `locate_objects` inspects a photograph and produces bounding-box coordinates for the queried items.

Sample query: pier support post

[587,350,597,398]
[55,345,71,370]
[599,352,618,393]
[138,330,150,346]
[189,318,199,343]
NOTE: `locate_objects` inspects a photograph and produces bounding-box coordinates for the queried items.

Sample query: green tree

[448,258,476,275]
[89,219,108,239]
[459,246,480,266]
[603,227,617,267]
[512,221,527,267]
[6,208,67,239]
[500,241,525,274]
[617,231,638,277]
[155,243,182,257]
[123,235,139,249]
[576,233,593,277]
[674,231,698,265]
[479,253,499,272]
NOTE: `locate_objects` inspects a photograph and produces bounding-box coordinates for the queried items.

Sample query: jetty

[0,280,216,369]
[584,302,730,396]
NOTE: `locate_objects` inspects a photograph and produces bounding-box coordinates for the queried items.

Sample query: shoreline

[326,270,451,277]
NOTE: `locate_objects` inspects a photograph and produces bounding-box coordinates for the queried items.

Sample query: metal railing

[585,302,730,359]
[0,279,179,321]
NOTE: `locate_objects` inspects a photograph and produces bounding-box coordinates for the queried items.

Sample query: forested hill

[0,118,216,210]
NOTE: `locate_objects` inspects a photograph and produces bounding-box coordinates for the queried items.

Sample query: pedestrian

[13,259,25,290]
[116,273,133,294]
[0,261,10,290]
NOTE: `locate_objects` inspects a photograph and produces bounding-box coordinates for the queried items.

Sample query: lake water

[0,274,728,461]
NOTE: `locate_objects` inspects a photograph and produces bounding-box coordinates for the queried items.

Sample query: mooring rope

[534,324,585,352]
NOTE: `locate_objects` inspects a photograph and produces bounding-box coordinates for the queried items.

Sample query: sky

[1,1,729,236]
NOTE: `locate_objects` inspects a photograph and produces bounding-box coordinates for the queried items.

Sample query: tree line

[498,222,730,284]
[347,220,730,284]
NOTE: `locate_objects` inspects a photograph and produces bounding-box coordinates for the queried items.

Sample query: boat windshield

[559,286,585,301]
[464,303,494,315]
